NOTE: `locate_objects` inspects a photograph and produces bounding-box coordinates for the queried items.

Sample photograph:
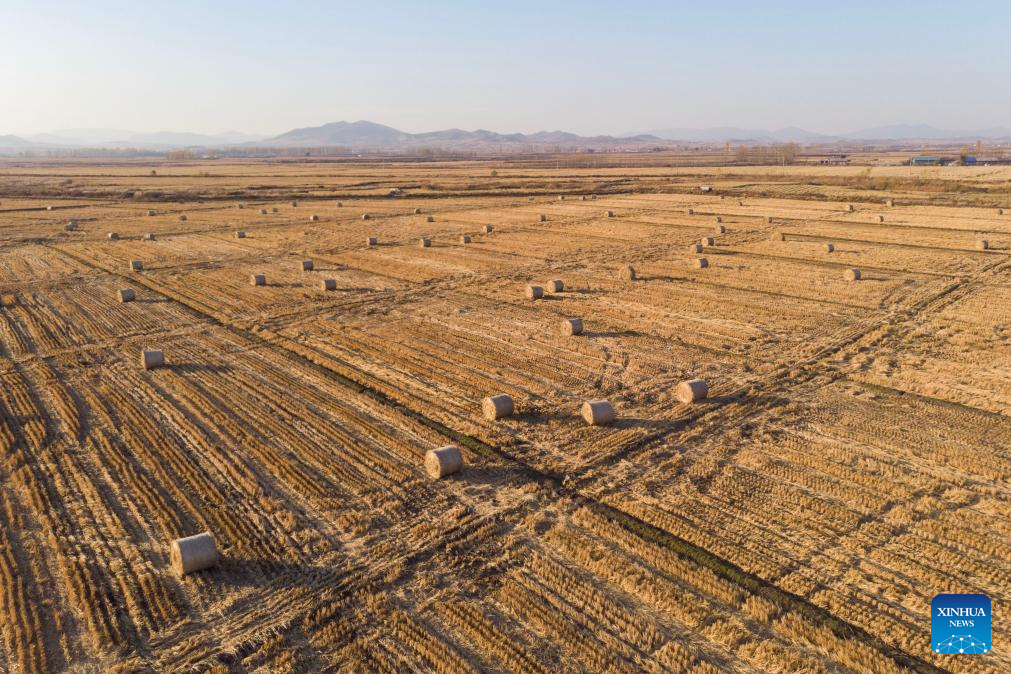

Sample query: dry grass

[0,156,1006,673]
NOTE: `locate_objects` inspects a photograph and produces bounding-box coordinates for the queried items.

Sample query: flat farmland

[0,157,1007,673]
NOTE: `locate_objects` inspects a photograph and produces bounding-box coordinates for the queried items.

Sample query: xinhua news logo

[931,594,990,655]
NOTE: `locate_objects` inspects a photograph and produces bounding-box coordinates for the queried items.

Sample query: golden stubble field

[0,156,1007,673]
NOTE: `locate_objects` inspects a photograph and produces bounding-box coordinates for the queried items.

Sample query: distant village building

[910,156,942,166]
[963,156,1011,166]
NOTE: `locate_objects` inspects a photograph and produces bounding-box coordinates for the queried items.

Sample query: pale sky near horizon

[2,0,1010,137]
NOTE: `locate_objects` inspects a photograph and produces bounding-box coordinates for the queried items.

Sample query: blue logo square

[932,594,991,655]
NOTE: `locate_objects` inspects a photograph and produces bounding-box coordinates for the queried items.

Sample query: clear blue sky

[2,0,1009,136]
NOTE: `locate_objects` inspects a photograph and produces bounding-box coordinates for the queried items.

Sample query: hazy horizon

[4,0,1010,137]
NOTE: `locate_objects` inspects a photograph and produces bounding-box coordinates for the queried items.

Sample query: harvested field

[0,157,1007,673]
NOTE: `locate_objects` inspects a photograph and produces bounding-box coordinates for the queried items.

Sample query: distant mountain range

[10,129,268,151]
[266,120,661,149]
[0,121,664,154]
[637,126,830,143]
[842,124,1011,141]
[2,120,1010,155]
[639,124,1011,143]
[0,134,34,148]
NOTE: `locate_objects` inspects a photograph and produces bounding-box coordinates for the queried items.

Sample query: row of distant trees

[732,143,799,165]
[12,148,162,158]
[12,142,801,163]
[958,145,1008,163]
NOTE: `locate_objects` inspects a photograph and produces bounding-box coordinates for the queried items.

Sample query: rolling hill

[262,120,663,149]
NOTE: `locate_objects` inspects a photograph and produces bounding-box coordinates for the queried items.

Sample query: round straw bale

[235,230,246,238]
[877,215,885,223]
[147,209,156,216]
[581,400,615,426]
[886,199,894,207]
[414,208,422,214]
[846,204,855,212]
[977,239,989,250]
[425,446,462,479]
[714,215,722,223]
[998,208,1005,215]
[250,273,266,286]
[260,208,268,215]
[321,278,337,291]
[622,264,636,281]
[580,196,587,201]
[335,202,342,207]
[694,257,709,268]
[689,243,703,253]
[560,318,583,336]
[272,207,279,213]
[547,279,563,292]
[843,268,861,281]
[460,234,471,244]
[714,224,726,233]
[106,232,118,240]
[558,195,565,200]
[46,206,53,211]
[700,236,714,246]
[64,221,78,231]
[170,532,218,576]
[143,233,155,241]
[291,201,298,207]
[605,210,614,217]
[130,260,143,271]
[301,259,314,271]
[675,379,708,403]
[771,232,785,242]
[141,349,164,370]
[117,288,135,303]
[179,214,187,221]
[309,214,319,221]
[419,238,431,248]
[362,213,370,220]
[366,236,377,246]
[824,243,835,252]
[482,394,514,420]
[526,285,544,299]
[483,224,493,233]
[539,214,547,222]
[686,208,694,215]
[766,216,773,224]
[591,195,597,199]
[426,215,434,222]
[238,203,245,209]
